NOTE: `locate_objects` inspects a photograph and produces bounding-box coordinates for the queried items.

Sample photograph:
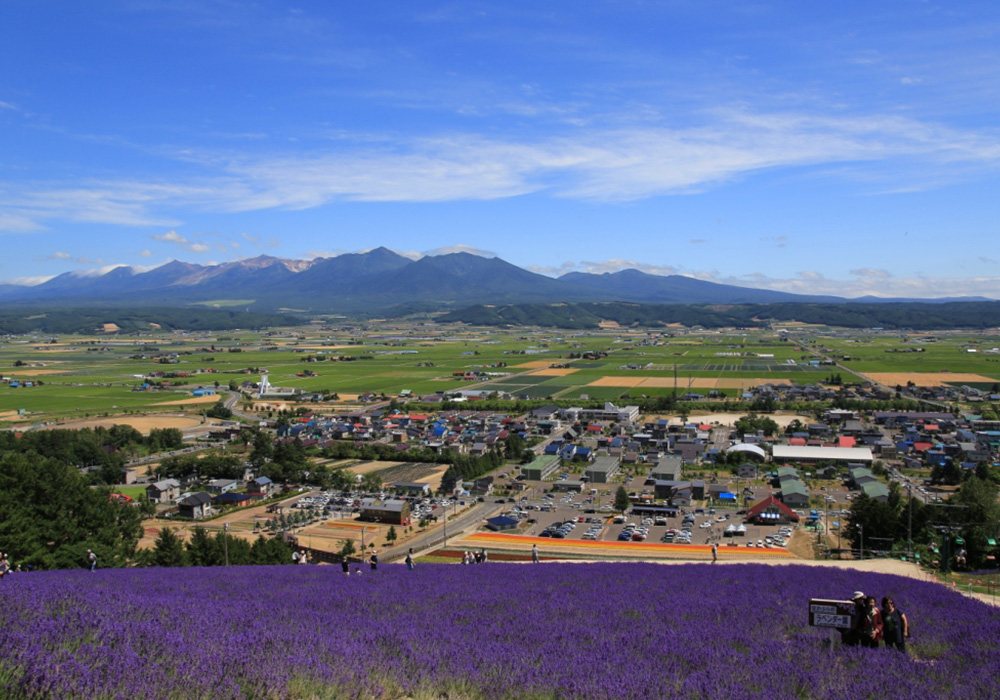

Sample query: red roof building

[744,494,800,525]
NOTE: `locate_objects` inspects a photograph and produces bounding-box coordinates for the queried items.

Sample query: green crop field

[4,323,997,426]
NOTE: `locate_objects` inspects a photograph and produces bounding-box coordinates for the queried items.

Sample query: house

[146,479,181,504]
[213,492,254,508]
[177,492,213,519]
[207,478,238,494]
[247,476,273,498]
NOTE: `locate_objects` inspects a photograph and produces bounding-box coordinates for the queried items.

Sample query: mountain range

[0,248,990,313]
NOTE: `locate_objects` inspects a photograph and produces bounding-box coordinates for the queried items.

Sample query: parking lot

[493,488,799,550]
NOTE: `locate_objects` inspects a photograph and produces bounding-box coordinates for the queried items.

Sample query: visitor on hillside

[0,553,9,579]
[480,548,488,563]
[292,551,300,565]
[711,543,718,563]
[405,548,415,570]
[858,595,883,648]
[532,544,540,563]
[341,558,350,574]
[881,597,909,652]
[840,591,867,646]
[87,549,97,572]
[369,551,379,572]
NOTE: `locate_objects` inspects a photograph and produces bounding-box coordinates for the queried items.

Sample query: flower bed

[1,563,998,699]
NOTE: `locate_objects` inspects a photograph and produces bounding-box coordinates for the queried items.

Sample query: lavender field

[1,563,998,700]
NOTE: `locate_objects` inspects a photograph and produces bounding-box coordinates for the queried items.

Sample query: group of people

[842,590,910,651]
[461,549,488,565]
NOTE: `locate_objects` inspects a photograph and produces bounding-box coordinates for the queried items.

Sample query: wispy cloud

[150,229,215,254]
[3,109,1000,232]
[33,251,104,265]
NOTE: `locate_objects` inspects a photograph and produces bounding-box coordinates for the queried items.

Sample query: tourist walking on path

[87,549,97,572]
[532,544,540,563]
[881,597,909,652]
[405,548,415,570]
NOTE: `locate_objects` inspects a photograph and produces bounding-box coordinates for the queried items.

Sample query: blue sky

[2,1,999,298]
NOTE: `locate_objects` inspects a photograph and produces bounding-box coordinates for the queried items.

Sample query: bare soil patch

[513,361,556,369]
[588,376,645,387]
[864,372,996,387]
[531,368,579,376]
[54,415,207,435]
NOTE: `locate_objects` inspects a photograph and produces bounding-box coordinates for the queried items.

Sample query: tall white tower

[258,373,270,398]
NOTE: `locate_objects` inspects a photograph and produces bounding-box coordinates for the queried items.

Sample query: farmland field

[3,324,1000,426]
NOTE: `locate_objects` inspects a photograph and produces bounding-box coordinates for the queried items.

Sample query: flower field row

[1,563,998,700]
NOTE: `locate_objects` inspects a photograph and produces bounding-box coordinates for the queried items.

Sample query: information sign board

[808,598,856,630]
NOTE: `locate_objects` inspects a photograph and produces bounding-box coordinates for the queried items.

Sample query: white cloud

[152,230,189,244]
[137,249,152,257]
[150,229,218,254]
[3,108,1000,231]
[422,244,497,257]
[849,268,892,279]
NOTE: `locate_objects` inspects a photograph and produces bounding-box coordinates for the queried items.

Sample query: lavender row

[1,563,997,700]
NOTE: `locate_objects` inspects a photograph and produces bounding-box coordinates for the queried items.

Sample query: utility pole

[907,482,913,560]
[858,524,863,561]
[223,522,229,566]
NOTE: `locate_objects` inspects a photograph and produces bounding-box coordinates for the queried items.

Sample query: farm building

[359,498,411,526]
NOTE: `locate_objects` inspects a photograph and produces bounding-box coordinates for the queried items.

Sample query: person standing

[340,557,350,575]
[87,549,97,572]
[405,548,415,570]
[711,543,718,564]
[480,548,488,564]
[881,597,909,652]
[531,544,540,563]
[369,551,379,572]
[841,591,867,646]
[0,553,9,579]
[858,595,883,648]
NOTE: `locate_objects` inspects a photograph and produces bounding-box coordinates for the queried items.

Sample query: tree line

[437,301,1000,330]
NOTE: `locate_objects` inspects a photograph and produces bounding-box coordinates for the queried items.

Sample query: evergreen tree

[614,486,631,515]
[0,451,143,570]
[151,527,188,567]
[186,526,219,566]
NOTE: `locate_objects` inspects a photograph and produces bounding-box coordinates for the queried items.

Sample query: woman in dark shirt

[881,597,909,651]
